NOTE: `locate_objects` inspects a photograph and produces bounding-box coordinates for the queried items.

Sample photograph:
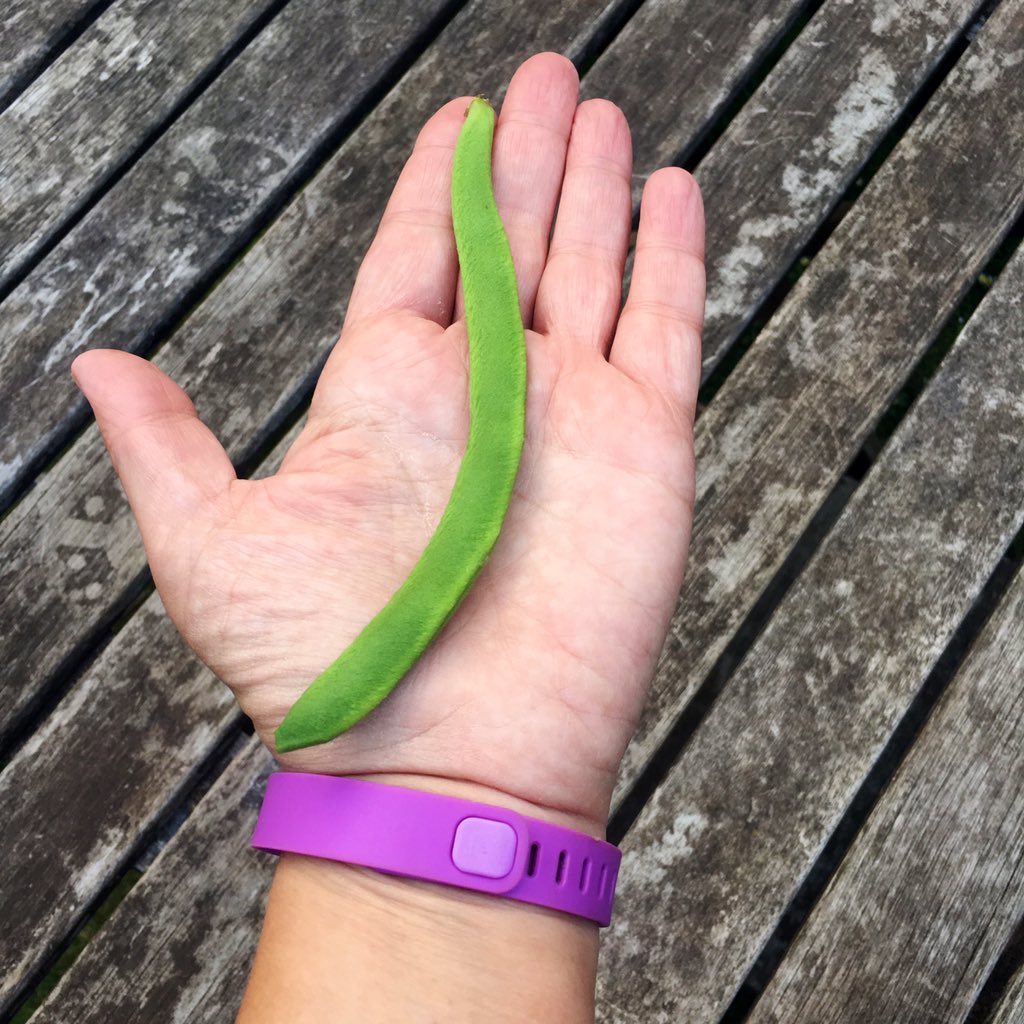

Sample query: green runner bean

[275,97,526,752]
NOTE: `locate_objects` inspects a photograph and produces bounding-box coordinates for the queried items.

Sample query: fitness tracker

[251,772,621,926]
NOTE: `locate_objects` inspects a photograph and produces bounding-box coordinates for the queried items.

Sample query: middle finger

[453,52,579,328]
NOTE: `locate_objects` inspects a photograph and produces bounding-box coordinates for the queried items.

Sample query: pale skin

[72,53,704,1023]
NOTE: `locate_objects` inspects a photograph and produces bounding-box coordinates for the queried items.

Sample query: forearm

[238,778,602,1023]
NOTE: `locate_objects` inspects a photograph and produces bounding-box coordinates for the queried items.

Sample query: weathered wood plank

[746,521,1024,1021]
[610,0,1024,813]
[991,970,1024,1024]
[30,738,275,1024]
[0,0,102,109]
[595,207,1024,1018]
[0,0,455,509]
[0,0,280,287]
[579,0,811,204]
[0,594,239,1014]
[691,0,987,376]
[0,419,299,1015]
[0,0,815,744]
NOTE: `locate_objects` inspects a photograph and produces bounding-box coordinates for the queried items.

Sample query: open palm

[72,54,704,835]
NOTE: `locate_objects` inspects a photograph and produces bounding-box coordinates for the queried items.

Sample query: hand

[72,53,704,837]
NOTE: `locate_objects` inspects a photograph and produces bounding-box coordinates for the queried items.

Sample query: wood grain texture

[30,738,275,1024]
[991,970,1024,1024]
[692,0,987,376]
[0,0,814,744]
[0,0,102,108]
[745,366,1024,1022]
[610,0,1024,815]
[579,0,811,199]
[0,421,300,1016]
[595,177,1024,1023]
[0,0,454,510]
[0,593,238,1015]
[0,0,278,287]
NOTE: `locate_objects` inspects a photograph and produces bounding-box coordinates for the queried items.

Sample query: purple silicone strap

[251,773,621,926]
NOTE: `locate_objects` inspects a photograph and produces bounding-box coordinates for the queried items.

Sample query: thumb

[71,349,237,560]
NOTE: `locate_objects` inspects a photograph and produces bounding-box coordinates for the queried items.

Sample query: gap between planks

[596,156,1024,1019]
[984,958,1024,1024]
[721,536,1024,1022]
[740,523,1024,1023]
[0,0,296,297]
[0,0,113,112]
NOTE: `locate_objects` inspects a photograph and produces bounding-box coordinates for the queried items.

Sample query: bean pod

[275,97,526,753]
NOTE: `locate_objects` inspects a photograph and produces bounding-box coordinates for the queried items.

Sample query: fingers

[454,52,579,327]
[343,96,473,330]
[71,350,236,548]
[608,168,705,421]
[532,99,632,353]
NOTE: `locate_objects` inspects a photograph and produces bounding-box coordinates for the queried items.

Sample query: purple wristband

[251,773,621,926]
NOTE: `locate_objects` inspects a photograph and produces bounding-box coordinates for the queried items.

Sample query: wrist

[286,843,600,942]
[241,848,599,1024]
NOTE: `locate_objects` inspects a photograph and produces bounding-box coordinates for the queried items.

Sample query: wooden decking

[1,1,1022,1020]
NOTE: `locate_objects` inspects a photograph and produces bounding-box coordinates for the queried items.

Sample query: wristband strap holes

[580,857,591,892]
[599,863,609,898]
[526,842,539,877]
[555,849,567,885]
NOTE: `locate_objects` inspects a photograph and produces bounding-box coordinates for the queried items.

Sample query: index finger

[343,96,474,330]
